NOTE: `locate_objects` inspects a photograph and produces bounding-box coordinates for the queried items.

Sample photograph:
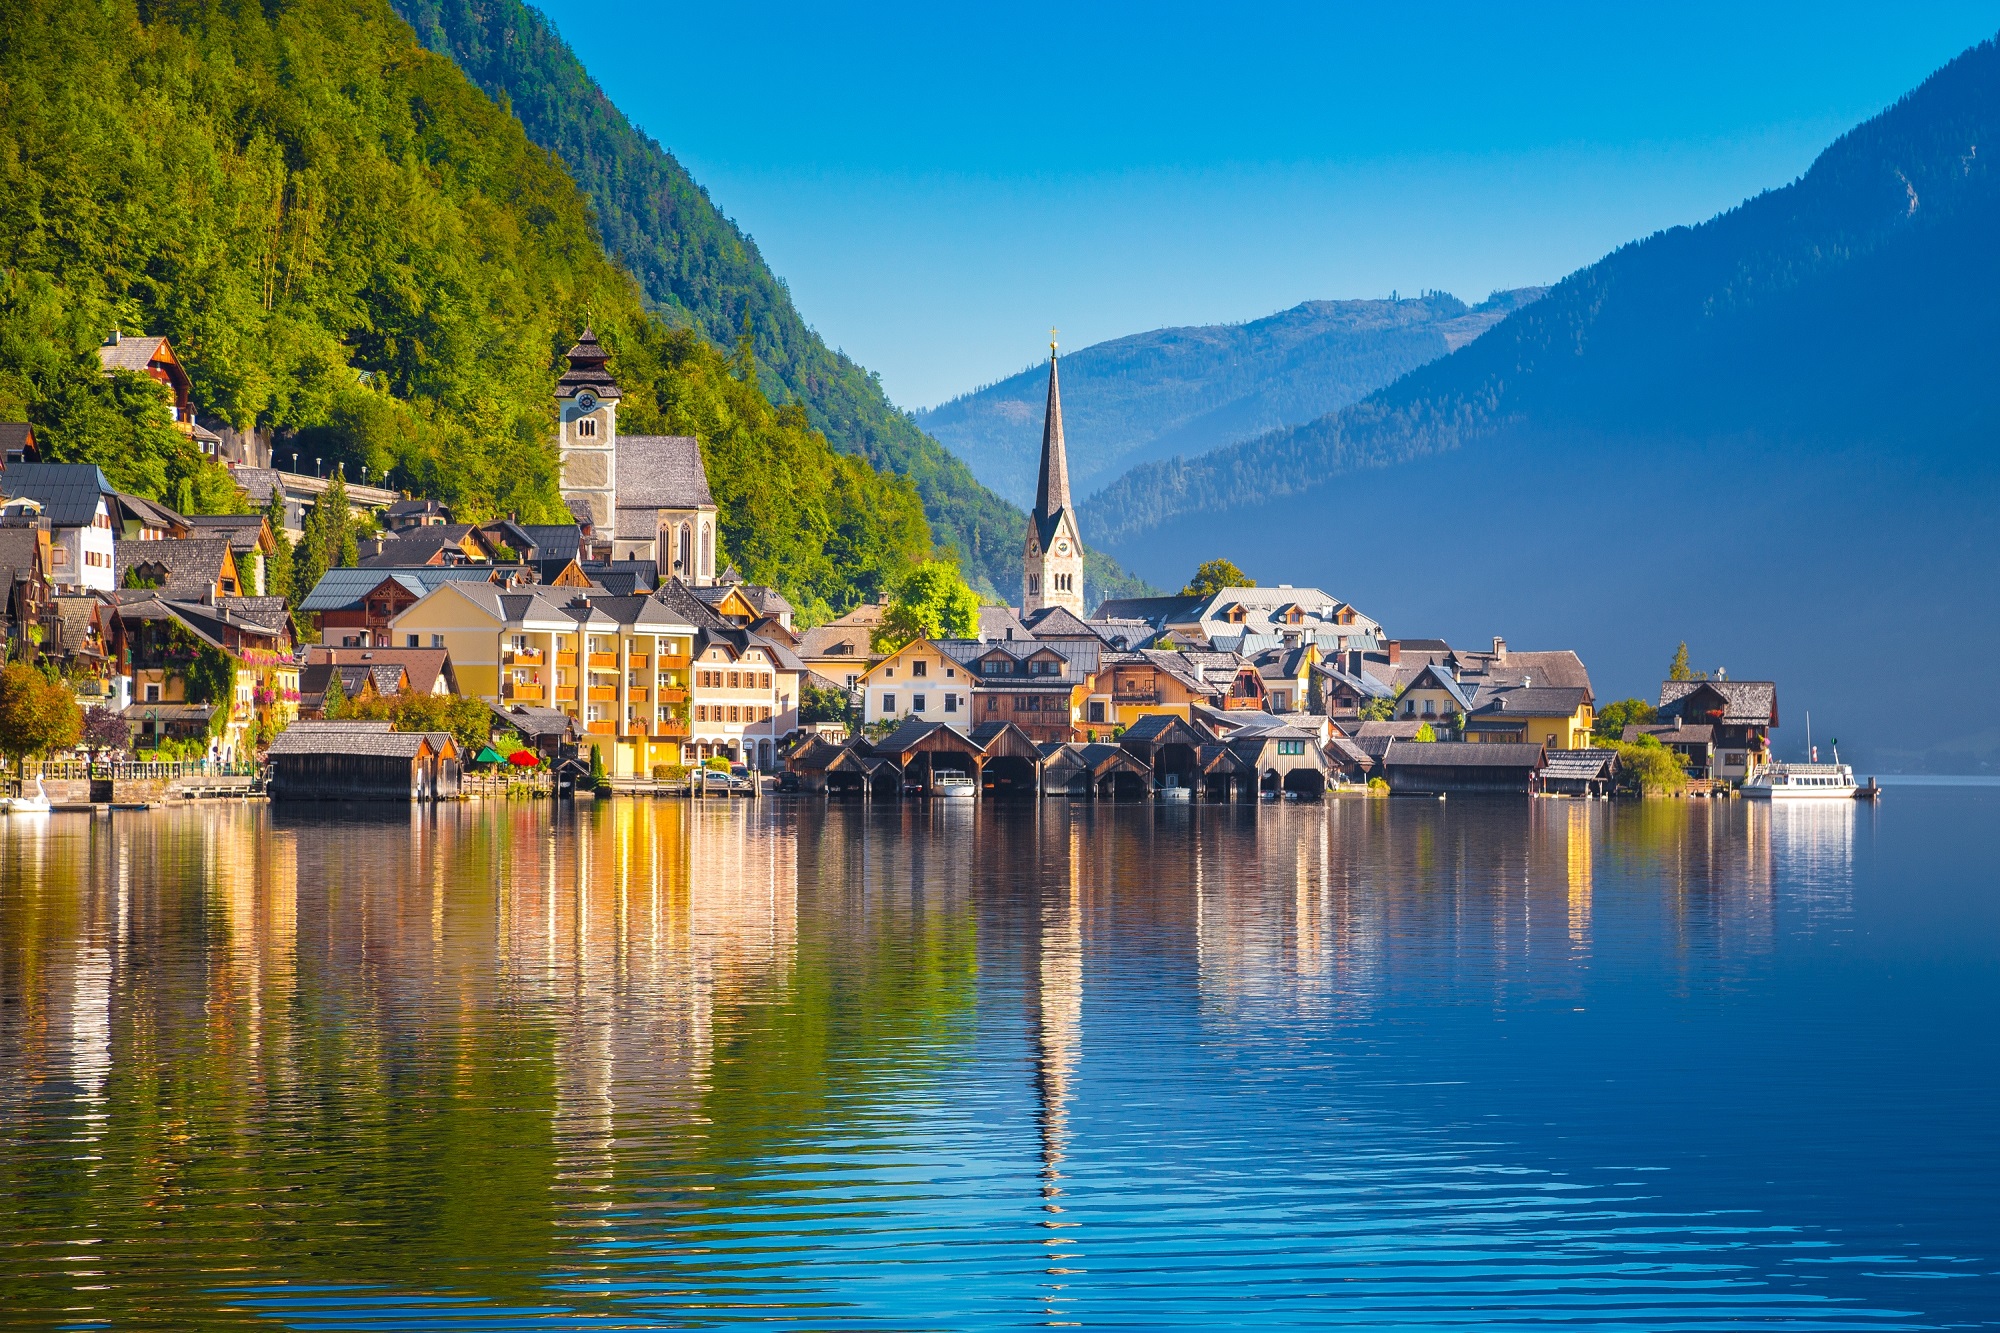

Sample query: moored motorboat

[931,774,977,800]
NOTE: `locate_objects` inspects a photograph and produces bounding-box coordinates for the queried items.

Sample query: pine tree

[1669,642,1692,681]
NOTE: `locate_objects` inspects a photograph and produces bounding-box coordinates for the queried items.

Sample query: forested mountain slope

[387,0,1151,602]
[1087,33,2000,769]
[0,0,930,624]
[1086,38,2000,546]
[921,290,1541,507]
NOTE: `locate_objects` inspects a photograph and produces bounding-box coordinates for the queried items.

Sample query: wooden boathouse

[267,721,461,802]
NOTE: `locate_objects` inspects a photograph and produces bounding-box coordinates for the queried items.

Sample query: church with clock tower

[1022,340,1086,617]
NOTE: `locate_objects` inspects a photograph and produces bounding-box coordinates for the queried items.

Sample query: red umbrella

[507,750,540,767]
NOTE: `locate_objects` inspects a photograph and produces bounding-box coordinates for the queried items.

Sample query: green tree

[1669,642,1692,681]
[184,645,238,740]
[873,560,981,651]
[1412,722,1437,742]
[799,680,851,727]
[263,488,293,605]
[1181,558,1252,597]
[1615,734,1688,795]
[0,663,82,779]
[321,669,348,719]
[1594,697,1658,742]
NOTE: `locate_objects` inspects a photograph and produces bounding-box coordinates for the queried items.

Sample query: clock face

[1056,541,1070,555]
[578,393,595,411]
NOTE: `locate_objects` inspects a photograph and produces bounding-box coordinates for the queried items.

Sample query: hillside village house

[1462,686,1595,749]
[302,567,507,647]
[109,594,298,761]
[0,524,55,658]
[859,638,973,728]
[184,514,278,595]
[1657,678,1777,782]
[0,463,119,591]
[1396,661,1479,730]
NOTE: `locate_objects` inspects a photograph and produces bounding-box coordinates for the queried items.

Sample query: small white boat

[932,774,977,800]
[1157,786,1192,804]
[3,776,51,814]
[1741,761,1857,800]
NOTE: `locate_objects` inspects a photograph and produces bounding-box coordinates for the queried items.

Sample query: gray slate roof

[115,538,234,597]
[1383,740,1546,769]
[1542,749,1617,781]
[298,565,497,612]
[618,436,713,510]
[268,722,434,758]
[1658,680,1778,725]
[0,463,115,528]
[1467,686,1590,718]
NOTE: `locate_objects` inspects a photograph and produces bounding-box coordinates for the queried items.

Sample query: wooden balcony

[554,652,578,667]
[587,686,616,702]
[504,648,543,665]
[628,687,648,704]
[655,687,687,704]
[627,654,649,670]
[586,720,615,735]
[588,652,618,669]
[554,687,577,702]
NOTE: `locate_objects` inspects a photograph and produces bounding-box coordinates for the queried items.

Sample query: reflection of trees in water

[0,802,982,1326]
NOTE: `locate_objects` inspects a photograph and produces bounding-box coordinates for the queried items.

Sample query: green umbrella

[473,746,505,765]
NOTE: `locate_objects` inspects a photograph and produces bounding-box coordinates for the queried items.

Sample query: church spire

[1033,338,1070,524]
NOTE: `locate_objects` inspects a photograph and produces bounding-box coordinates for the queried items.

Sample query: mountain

[1086,33,2000,771]
[386,0,1150,605]
[919,290,1543,507]
[0,0,931,624]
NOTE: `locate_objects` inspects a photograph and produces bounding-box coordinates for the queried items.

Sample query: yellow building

[1462,686,1596,750]
[857,638,974,728]
[390,581,697,777]
[1394,661,1478,732]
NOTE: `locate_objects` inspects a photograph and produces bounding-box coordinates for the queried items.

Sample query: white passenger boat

[932,774,977,800]
[1741,761,1857,800]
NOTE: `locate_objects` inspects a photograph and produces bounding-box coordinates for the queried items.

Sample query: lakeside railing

[36,759,260,782]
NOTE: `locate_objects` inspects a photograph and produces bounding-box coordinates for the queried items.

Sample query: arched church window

[678,524,691,573]
[700,523,712,576]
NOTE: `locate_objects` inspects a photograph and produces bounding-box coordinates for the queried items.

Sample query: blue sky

[539,2,2000,408]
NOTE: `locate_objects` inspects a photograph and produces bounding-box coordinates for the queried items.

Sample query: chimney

[1347,648,1363,674]
[1387,640,1401,666]
[106,330,120,346]
[1674,714,1683,731]
[1523,673,1532,689]
[1492,636,1507,662]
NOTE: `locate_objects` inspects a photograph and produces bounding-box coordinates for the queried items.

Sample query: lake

[2,791,1996,1329]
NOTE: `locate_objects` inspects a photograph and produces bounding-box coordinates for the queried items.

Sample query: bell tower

[556,328,620,533]
[1022,334,1086,617]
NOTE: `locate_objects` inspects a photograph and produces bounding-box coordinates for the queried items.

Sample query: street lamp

[314,457,321,478]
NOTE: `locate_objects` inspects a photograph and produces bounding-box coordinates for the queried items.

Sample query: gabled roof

[978,605,1029,641]
[268,721,435,758]
[0,423,35,460]
[1092,594,1206,626]
[1467,686,1591,719]
[1402,661,1477,712]
[1022,605,1097,639]
[298,565,498,613]
[1623,722,1716,745]
[0,462,115,528]
[114,538,235,597]
[183,514,272,555]
[95,332,176,377]
[1383,740,1545,769]
[47,596,103,655]
[115,491,190,535]
[1119,713,1206,748]
[873,718,980,757]
[618,435,713,509]
[1658,679,1778,725]
[491,703,579,741]
[1543,749,1617,781]
[305,646,456,697]
[653,576,729,630]
[0,528,49,584]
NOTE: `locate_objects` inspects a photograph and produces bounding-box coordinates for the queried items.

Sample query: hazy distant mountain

[1086,33,2000,770]
[918,290,1544,507]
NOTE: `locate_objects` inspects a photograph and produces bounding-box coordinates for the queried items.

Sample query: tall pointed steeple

[1022,332,1086,617]
[1034,349,1071,525]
